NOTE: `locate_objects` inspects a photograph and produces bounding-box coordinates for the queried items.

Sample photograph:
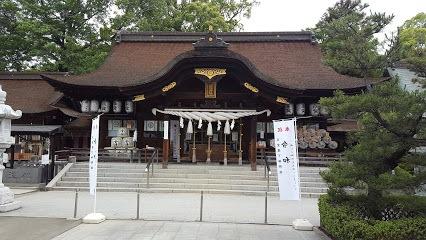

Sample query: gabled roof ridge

[0,71,68,80]
[117,30,314,43]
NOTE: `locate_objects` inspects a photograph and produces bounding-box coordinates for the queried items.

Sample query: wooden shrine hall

[0,30,376,170]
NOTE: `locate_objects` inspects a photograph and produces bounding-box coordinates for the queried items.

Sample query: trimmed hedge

[318,195,426,240]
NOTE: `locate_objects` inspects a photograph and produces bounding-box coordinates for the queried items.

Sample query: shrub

[318,195,426,240]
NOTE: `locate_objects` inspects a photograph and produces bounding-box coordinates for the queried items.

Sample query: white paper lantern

[100,101,110,113]
[125,100,134,113]
[309,103,320,116]
[113,100,122,113]
[80,100,90,113]
[90,100,99,112]
[284,103,294,115]
[296,103,305,115]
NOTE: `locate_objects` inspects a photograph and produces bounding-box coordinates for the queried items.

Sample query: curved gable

[44,31,368,91]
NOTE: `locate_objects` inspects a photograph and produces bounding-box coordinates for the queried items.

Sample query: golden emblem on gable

[194,68,226,80]
[276,96,289,104]
[243,82,259,93]
[132,94,145,102]
[162,81,176,92]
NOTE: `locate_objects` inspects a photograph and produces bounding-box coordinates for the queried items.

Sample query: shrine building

[0,30,377,170]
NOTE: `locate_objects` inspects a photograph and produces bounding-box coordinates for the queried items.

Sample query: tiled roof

[0,73,67,113]
[44,31,369,90]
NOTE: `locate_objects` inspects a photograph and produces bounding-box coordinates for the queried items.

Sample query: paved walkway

[2,191,320,226]
[0,217,80,240]
[53,220,329,240]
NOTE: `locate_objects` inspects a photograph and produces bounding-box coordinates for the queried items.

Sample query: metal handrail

[145,148,158,188]
[262,149,272,192]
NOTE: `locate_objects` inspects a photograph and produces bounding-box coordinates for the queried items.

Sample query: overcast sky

[243,0,425,37]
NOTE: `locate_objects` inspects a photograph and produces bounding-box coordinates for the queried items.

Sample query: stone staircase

[51,163,328,198]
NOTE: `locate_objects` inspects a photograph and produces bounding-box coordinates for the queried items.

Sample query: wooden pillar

[223,134,227,165]
[238,121,243,165]
[162,117,170,169]
[192,123,196,163]
[136,114,143,149]
[249,116,257,171]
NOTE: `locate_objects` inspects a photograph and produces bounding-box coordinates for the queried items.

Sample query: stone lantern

[0,85,22,212]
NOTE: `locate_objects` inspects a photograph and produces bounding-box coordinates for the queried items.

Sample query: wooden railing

[55,147,162,163]
[256,149,343,166]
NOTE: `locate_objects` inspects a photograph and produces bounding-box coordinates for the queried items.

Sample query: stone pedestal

[292,219,313,231]
[83,212,106,224]
[0,176,21,212]
[0,85,23,212]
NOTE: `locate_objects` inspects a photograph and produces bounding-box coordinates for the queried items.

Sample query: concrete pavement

[0,190,329,240]
[0,216,80,240]
[53,220,329,240]
[2,191,320,226]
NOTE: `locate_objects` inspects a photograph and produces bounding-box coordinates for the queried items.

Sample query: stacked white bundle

[297,127,338,149]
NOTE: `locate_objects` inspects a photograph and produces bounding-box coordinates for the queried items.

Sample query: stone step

[60,176,328,188]
[63,172,324,182]
[68,168,321,178]
[52,163,328,198]
[72,164,325,172]
[71,165,325,174]
[51,186,326,198]
[64,172,323,182]
[70,167,319,176]
[55,181,327,193]
[74,163,327,172]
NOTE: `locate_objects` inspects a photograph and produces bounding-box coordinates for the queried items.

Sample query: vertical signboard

[273,118,301,200]
[89,115,100,196]
[170,120,180,160]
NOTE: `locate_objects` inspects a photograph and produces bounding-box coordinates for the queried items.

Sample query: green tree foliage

[311,0,394,78]
[320,80,426,217]
[1,0,257,73]
[1,0,115,73]
[399,13,426,77]
[115,0,257,32]
[0,0,31,71]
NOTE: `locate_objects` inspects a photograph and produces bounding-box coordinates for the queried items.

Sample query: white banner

[273,119,301,200]
[163,121,169,139]
[89,115,100,196]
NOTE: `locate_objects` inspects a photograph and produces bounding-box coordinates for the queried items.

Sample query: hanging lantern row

[284,103,329,116]
[182,117,236,136]
[80,100,134,113]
